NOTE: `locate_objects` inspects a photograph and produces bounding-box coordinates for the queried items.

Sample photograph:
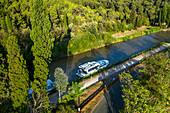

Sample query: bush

[53,27,161,59]
[162,25,166,29]
[113,23,119,33]
[103,33,113,45]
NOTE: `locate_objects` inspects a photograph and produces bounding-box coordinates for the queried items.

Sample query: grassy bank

[78,47,170,112]
[75,40,170,83]
[52,27,161,60]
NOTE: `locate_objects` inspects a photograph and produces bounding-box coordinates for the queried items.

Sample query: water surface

[49,31,170,82]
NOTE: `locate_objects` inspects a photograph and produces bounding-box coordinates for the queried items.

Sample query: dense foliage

[0,0,170,58]
[119,51,170,112]
[0,0,169,112]
[6,35,29,108]
[30,0,54,112]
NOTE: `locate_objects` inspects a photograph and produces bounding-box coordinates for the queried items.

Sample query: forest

[119,51,170,112]
[0,0,170,112]
[1,0,170,58]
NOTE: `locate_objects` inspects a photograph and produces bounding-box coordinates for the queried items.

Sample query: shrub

[162,25,166,29]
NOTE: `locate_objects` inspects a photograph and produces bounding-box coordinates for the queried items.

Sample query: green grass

[52,27,162,60]
[75,40,170,83]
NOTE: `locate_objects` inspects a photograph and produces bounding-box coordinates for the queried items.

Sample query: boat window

[88,66,98,72]
[79,69,87,74]
[83,70,87,74]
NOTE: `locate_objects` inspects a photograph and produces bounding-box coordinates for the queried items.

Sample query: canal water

[49,31,170,82]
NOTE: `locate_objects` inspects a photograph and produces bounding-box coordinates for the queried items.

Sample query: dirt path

[112,26,149,38]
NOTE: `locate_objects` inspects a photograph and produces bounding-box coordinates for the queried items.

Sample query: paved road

[80,43,170,90]
[50,43,170,104]
[92,68,142,113]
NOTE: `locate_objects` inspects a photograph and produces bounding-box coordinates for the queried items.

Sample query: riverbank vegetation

[61,49,170,113]
[0,0,170,112]
[1,0,170,59]
[119,51,170,112]
[74,41,169,84]
[64,27,161,56]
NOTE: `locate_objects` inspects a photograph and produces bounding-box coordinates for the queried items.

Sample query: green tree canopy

[30,0,54,112]
[6,34,29,108]
[54,67,68,99]
[120,52,170,112]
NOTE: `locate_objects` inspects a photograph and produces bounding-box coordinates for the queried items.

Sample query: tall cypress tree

[129,5,136,28]
[158,9,162,27]
[0,53,8,101]
[1,13,8,33]
[162,6,167,24]
[6,14,13,32]
[6,35,29,108]
[167,7,170,27]
[64,10,68,34]
[30,0,54,112]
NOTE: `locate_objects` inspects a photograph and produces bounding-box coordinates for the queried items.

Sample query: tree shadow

[52,28,71,60]
[93,65,144,113]
[78,85,104,110]
[104,80,124,113]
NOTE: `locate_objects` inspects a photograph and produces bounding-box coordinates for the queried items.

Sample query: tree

[154,7,159,24]
[119,22,126,32]
[119,52,170,113]
[54,67,68,99]
[6,35,29,109]
[166,7,170,27]
[53,103,76,113]
[0,53,8,101]
[158,9,162,27]
[1,13,8,32]
[140,52,170,99]
[65,81,84,101]
[113,23,119,33]
[64,10,69,34]
[30,0,54,112]
[6,14,13,32]
[129,6,136,28]
[136,15,142,27]
[120,72,155,112]
[162,6,167,24]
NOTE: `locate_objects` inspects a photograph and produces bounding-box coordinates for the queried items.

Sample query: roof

[79,61,100,71]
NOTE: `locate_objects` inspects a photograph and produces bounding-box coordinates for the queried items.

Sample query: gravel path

[50,43,170,104]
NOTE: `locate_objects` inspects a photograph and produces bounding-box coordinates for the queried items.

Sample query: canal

[92,67,143,113]
[49,31,170,82]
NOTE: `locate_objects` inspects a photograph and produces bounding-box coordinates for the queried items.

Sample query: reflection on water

[49,31,170,82]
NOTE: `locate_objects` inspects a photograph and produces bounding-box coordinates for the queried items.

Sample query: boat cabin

[76,60,109,77]
[78,62,100,74]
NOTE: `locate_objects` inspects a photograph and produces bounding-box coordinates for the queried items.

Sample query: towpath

[80,43,170,90]
[49,43,170,104]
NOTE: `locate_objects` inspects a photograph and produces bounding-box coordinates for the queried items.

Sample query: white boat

[76,60,109,77]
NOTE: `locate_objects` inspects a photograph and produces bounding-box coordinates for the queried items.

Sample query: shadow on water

[50,28,72,81]
[49,31,170,83]
[93,67,144,113]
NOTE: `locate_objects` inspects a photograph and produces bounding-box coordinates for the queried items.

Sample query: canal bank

[92,49,170,113]
[80,45,169,112]
[49,43,170,105]
[49,31,170,82]
[80,43,170,90]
